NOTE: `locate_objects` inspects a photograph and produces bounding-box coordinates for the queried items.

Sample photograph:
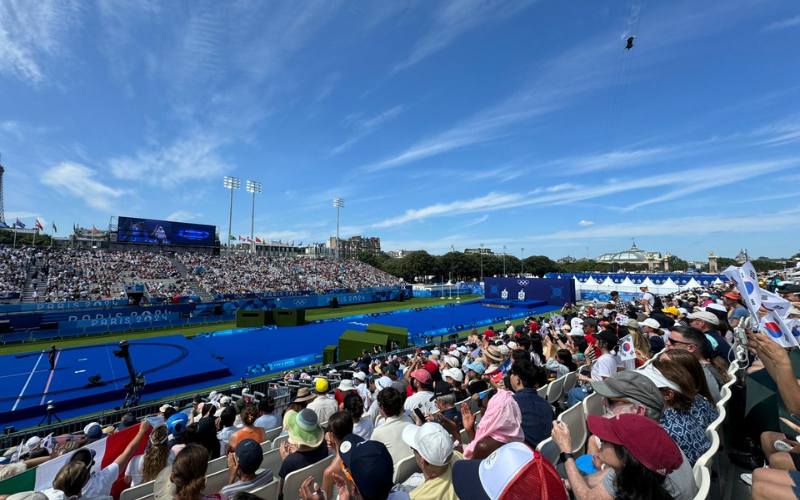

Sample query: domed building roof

[596,243,662,264]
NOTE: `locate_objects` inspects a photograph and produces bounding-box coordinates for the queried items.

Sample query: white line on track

[74,370,86,374]
[12,353,43,411]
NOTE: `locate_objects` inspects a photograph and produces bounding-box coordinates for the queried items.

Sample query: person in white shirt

[567,331,620,408]
[353,372,372,410]
[638,285,655,309]
[403,369,437,415]
[370,388,415,467]
[253,397,281,433]
[344,392,374,440]
[44,422,150,500]
[306,378,338,425]
[125,423,175,487]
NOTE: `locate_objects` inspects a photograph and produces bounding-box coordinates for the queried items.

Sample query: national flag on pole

[239,236,244,241]
[15,218,25,229]
[52,221,57,233]
[35,219,44,231]
[291,240,295,246]
[92,225,100,234]
[722,264,761,318]
[255,237,261,243]
[229,235,236,240]
[618,334,636,361]
[297,241,302,247]
[246,237,253,242]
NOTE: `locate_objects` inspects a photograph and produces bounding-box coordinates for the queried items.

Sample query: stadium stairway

[20,260,42,303]
[170,257,214,303]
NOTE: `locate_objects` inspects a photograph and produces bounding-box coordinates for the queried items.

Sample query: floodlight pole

[503,245,507,276]
[246,181,262,254]
[333,198,344,259]
[223,176,241,255]
[480,243,484,283]
[521,247,524,277]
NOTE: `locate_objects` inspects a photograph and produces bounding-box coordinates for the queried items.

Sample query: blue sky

[1,0,799,261]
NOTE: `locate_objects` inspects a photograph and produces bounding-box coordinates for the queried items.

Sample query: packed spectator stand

[3,274,799,500]
[176,254,404,296]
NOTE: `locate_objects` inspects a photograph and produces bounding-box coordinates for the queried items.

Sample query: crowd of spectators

[2,269,800,500]
[177,254,403,295]
[36,249,182,302]
[0,247,32,294]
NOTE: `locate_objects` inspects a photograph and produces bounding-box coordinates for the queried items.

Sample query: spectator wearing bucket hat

[402,423,463,500]
[552,414,683,500]
[279,409,328,493]
[464,362,488,397]
[307,378,339,425]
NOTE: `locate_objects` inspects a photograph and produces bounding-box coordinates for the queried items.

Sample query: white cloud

[373,192,522,228]
[109,130,232,186]
[5,211,40,220]
[762,15,800,32]
[330,105,406,155]
[41,162,127,210]
[0,0,79,86]
[391,0,536,74]
[371,157,800,227]
[579,220,594,226]
[166,211,204,222]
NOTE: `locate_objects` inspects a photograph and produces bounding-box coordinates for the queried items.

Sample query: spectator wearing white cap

[353,371,373,410]
[402,423,463,500]
[443,368,467,401]
[687,310,732,364]
[504,321,515,337]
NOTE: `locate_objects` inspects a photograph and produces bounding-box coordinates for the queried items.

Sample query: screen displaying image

[118,217,215,247]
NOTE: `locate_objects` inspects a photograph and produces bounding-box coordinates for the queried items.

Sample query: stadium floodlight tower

[246,180,262,254]
[223,176,241,255]
[333,198,344,259]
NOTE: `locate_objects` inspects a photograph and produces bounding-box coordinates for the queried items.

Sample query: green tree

[0,230,52,247]
[354,251,380,268]
[522,255,562,277]
[402,251,438,282]
[667,255,689,272]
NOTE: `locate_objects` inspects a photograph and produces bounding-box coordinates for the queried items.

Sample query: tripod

[39,401,61,426]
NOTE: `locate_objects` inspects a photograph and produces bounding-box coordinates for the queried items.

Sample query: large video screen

[117,217,216,247]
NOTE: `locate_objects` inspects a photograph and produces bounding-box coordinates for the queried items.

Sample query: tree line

[356,250,794,283]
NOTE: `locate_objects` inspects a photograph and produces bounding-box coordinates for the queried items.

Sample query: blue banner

[60,312,180,328]
[484,277,576,307]
[247,353,324,375]
[43,304,195,323]
[0,299,129,313]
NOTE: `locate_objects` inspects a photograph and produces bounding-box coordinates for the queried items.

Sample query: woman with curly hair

[125,423,173,487]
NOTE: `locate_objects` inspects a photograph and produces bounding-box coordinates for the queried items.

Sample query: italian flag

[0,423,150,497]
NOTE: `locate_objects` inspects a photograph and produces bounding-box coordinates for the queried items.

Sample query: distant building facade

[465,247,493,255]
[328,236,382,259]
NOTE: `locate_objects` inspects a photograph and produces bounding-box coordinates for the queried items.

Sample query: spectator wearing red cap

[552,414,682,500]
[722,291,748,329]
[452,442,566,500]
[404,369,437,415]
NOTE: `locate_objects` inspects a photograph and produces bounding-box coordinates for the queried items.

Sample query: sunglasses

[666,338,695,347]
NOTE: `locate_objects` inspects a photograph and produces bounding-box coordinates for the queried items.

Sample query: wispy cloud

[371,157,800,227]
[363,0,762,174]
[109,130,232,186]
[374,192,522,228]
[41,162,127,211]
[762,15,800,32]
[579,220,594,226]
[330,105,406,155]
[752,116,800,147]
[463,215,489,227]
[391,0,537,74]
[0,0,79,86]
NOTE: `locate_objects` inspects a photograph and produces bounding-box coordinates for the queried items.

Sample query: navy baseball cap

[338,435,393,500]
[235,439,263,475]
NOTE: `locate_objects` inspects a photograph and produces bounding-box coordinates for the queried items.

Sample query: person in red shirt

[484,328,496,340]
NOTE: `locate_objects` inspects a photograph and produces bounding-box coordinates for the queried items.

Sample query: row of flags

[0,218,58,232]
[228,235,306,247]
[723,262,799,348]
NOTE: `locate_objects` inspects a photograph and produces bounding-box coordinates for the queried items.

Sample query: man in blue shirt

[508,360,554,449]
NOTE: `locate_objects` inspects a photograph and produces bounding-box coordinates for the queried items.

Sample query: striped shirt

[220,470,274,499]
